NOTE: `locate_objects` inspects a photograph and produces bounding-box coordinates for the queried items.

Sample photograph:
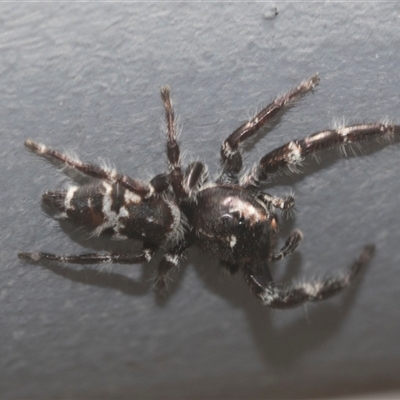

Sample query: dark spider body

[191,185,277,266]
[19,75,399,309]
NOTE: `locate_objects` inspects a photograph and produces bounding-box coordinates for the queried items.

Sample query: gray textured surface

[1,3,400,399]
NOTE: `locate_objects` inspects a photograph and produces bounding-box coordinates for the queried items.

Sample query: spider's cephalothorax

[19,75,399,309]
[192,186,280,265]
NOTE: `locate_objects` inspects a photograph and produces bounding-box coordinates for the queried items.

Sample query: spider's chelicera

[19,75,399,309]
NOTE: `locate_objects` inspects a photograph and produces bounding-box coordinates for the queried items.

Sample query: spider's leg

[155,239,191,293]
[160,86,187,201]
[241,123,400,189]
[244,245,374,309]
[18,243,158,265]
[24,139,159,197]
[271,229,303,262]
[218,75,320,184]
[258,192,295,211]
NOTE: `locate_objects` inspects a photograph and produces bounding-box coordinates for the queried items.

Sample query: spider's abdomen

[43,181,180,244]
[192,186,277,264]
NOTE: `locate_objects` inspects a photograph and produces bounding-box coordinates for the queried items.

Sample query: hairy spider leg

[160,86,188,201]
[24,139,161,197]
[243,244,374,309]
[155,239,191,293]
[154,89,200,291]
[18,242,158,265]
[218,74,320,184]
[241,123,400,189]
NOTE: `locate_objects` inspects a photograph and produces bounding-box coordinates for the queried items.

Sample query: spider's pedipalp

[184,161,208,196]
[271,229,303,262]
[257,192,295,211]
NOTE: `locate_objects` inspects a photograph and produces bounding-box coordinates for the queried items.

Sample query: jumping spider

[19,75,399,309]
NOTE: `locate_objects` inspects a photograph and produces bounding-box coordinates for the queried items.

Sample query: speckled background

[1,3,400,399]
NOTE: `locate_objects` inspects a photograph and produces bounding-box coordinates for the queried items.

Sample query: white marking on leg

[222,141,237,158]
[30,253,42,262]
[25,139,47,154]
[103,255,112,264]
[286,141,303,163]
[144,249,153,262]
[36,143,47,154]
[300,281,325,298]
[165,254,179,266]
[260,287,280,305]
[337,126,353,142]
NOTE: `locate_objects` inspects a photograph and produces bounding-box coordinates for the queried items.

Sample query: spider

[19,75,399,309]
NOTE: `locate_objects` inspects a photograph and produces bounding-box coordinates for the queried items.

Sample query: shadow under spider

[191,245,371,367]
[28,206,370,368]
